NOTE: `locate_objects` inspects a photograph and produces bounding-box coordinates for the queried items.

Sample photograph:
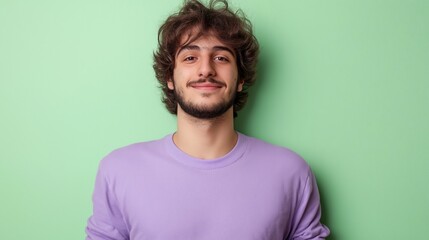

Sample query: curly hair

[153,0,259,117]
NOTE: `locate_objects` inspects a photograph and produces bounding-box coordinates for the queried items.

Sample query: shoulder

[241,133,311,177]
[98,135,170,175]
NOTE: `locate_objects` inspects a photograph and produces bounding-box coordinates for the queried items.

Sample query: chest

[116,163,294,240]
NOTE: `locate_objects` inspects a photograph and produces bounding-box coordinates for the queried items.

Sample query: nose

[198,57,216,78]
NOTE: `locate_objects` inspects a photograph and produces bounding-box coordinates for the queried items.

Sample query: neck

[173,107,238,160]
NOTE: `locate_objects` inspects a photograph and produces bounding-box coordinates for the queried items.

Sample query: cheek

[172,67,190,84]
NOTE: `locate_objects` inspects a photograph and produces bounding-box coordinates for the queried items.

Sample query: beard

[173,83,237,119]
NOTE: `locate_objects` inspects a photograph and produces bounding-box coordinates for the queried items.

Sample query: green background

[1,0,428,239]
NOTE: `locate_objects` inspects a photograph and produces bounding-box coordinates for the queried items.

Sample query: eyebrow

[176,45,235,57]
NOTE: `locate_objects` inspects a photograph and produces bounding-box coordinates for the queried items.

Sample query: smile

[190,82,223,91]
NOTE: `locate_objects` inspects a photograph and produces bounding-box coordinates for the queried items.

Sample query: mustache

[186,78,226,87]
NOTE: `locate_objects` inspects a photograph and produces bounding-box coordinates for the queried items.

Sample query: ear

[167,79,174,90]
[237,80,244,92]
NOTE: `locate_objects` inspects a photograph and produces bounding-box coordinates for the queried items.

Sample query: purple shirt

[86,133,329,239]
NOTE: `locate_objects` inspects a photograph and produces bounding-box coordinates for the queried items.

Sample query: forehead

[176,33,235,56]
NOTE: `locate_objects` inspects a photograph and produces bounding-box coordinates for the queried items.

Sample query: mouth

[188,79,225,91]
[190,83,223,90]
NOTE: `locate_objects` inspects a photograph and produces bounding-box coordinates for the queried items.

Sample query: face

[168,35,243,119]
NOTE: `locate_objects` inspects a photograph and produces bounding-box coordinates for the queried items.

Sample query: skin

[167,34,244,160]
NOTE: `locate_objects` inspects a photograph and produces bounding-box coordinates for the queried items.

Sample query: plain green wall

[1,0,428,239]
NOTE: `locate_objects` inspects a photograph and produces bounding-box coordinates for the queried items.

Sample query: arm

[290,170,330,240]
[85,159,129,240]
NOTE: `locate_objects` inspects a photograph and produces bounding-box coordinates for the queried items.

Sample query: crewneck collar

[164,132,248,170]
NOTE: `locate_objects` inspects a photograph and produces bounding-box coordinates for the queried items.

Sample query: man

[86,0,330,239]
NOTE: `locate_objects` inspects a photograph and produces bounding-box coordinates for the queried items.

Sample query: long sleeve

[85,159,129,240]
[289,170,330,240]
[84,134,330,239]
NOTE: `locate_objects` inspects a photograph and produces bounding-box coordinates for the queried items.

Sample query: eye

[184,56,196,62]
[214,56,229,62]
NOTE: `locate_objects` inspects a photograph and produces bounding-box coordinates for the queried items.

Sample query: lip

[190,82,223,91]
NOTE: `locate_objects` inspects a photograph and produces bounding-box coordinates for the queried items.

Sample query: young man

[86,0,330,239]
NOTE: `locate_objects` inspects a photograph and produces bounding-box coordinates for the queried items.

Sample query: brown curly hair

[153,0,259,117]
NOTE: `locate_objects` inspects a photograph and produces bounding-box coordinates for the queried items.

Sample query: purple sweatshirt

[86,133,329,239]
